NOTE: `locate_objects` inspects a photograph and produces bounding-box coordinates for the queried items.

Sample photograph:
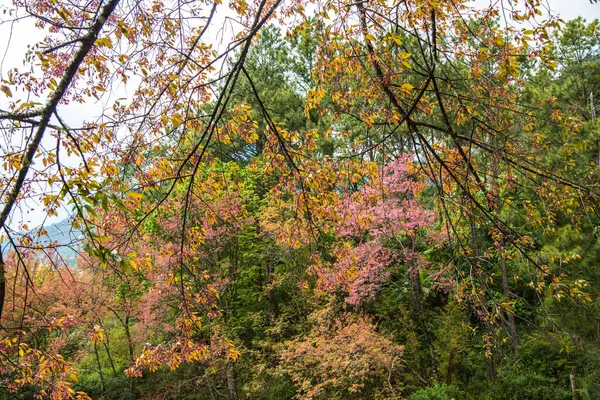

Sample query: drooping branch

[0,0,121,323]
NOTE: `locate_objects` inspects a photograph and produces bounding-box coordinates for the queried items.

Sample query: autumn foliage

[0,0,600,398]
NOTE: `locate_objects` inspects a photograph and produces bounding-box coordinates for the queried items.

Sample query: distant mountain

[1,217,85,266]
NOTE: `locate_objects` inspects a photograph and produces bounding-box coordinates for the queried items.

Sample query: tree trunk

[446,351,454,385]
[570,367,580,400]
[409,266,423,318]
[499,235,518,351]
[409,256,437,379]
[123,315,135,363]
[226,360,238,400]
[110,309,135,396]
[124,315,135,395]
[94,342,105,394]
[488,353,496,382]
[492,138,519,350]
[103,332,118,376]
[469,213,496,382]
[0,254,5,324]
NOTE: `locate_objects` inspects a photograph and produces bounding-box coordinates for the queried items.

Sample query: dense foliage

[0,0,600,398]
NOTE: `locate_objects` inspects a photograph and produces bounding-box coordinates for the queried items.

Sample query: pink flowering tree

[314,155,442,307]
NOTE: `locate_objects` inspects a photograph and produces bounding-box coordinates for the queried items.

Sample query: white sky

[472,0,600,21]
[0,0,599,231]
[549,0,600,21]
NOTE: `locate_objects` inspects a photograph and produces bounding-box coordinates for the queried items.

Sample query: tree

[2,0,600,398]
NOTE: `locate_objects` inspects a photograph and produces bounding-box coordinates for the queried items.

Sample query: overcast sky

[553,1,599,21]
[474,0,600,21]
[540,0,599,21]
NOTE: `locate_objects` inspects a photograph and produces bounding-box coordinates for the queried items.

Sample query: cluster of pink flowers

[318,242,397,306]
[317,156,440,306]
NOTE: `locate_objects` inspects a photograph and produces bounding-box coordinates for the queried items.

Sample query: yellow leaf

[97,37,113,48]
[0,85,12,97]
[390,33,402,46]
[126,192,143,199]
[401,83,414,92]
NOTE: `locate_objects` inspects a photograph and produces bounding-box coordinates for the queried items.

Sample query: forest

[0,0,600,398]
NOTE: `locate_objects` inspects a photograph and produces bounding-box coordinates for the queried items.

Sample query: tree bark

[499,235,518,351]
[570,367,580,400]
[124,315,135,395]
[94,342,105,394]
[110,308,135,395]
[226,360,238,400]
[469,214,496,382]
[409,255,437,379]
[0,254,5,324]
[491,143,518,351]
[103,331,118,376]
[445,351,454,385]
